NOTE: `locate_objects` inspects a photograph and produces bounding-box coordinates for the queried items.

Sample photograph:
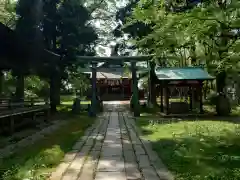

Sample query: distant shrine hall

[83,62,145,101]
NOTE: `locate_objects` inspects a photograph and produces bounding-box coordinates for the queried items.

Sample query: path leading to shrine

[50,104,173,180]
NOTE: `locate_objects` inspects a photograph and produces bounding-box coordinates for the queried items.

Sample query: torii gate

[76,55,152,117]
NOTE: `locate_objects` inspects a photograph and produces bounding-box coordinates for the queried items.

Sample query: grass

[61,100,91,105]
[136,116,240,180]
[60,95,91,105]
[0,110,95,180]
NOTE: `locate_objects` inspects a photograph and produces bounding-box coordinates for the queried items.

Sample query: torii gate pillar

[90,62,97,117]
[131,61,140,117]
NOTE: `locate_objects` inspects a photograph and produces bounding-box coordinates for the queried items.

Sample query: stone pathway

[50,104,173,180]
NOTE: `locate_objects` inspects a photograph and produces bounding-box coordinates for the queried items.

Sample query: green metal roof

[155,67,214,80]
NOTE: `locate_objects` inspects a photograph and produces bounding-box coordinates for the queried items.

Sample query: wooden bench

[0,98,50,134]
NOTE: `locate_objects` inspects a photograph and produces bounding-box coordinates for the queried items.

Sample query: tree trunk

[216,71,231,115]
[149,61,157,105]
[15,73,24,102]
[216,71,226,94]
[0,70,4,97]
[50,72,60,113]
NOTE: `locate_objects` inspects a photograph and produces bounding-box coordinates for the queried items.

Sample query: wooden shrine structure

[82,62,146,101]
[155,67,214,115]
[0,23,60,134]
[76,56,151,117]
[0,22,60,104]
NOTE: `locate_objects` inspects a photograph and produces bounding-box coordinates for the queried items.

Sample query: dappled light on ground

[137,117,240,179]
[0,113,94,180]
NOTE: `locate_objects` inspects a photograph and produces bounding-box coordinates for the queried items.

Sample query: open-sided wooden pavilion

[0,22,61,133]
[155,67,214,115]
[0,22,60,104]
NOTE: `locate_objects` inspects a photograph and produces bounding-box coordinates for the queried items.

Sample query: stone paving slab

[67,154,85,171]
[101,146,123,157]
[72,141,85,150]
[142,167,159,180]
[62,167,80,180]
[85,138,95,146]
[95,172,126,180]
[97,156,125,172]
[133,144,146,155]
[63,150,78,162]
[78,159,95,180]
[124,160,142,179]
[123,150,136,163]
[103,139,122,146]
[50,162,70,180]
[137,154,151,169]
[93,142,102,151]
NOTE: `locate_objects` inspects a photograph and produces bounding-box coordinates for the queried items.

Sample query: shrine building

[83,62,145,101]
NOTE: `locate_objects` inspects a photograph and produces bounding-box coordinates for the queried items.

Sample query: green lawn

[61,100,91,105]
[136,117,240,180]
[60,95,91,106]
[0,112,95,180]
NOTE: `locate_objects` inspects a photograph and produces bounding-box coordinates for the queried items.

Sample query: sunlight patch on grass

[136,117,240,180]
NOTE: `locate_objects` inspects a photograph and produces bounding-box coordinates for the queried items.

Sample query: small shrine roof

[155,67,214,81]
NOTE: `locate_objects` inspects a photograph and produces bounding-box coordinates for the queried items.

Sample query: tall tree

[14,0,44,101]
[129,0,240,114]
[42,0,98,112]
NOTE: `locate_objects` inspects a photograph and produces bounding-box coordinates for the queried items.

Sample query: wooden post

[45,108,50,122]
[15,73,24,102]
[8,99,12,110]
[9,98,14,134]
[32,112,37,125]
[31,98,34,107]
[160,82,164,112]
[164,85,169,114]
[0,70,4,97]
[10,116,14,134]
[147,61,152,107]
[199,81,204,114]
[90,62,97,117]
[131,61,140,117]
[189,86,193,111]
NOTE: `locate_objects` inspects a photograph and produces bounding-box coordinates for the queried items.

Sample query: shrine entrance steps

[50,104,173,180]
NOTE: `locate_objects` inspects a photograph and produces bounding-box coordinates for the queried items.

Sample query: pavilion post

[15,72,25,102]
[0,70,4,97]
[147,61,152,107]
[160,82,164,112]
[90,62,97,117]
[122,83,124,99]
[131,61,140,117]
[189,86,193,111]
[164,84,169,114]
[199,81,204,114]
